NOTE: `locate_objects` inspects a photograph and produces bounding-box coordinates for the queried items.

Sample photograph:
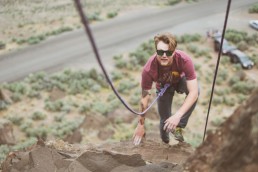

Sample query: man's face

[156,41,174,66]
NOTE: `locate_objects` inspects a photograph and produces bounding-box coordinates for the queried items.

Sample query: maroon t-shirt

[141,50,196,90]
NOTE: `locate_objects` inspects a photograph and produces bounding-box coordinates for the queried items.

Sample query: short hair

[154,33,177,51]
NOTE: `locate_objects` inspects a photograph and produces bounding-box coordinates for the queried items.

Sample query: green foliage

[25,126,49,138]
[92,102,109,115]
[6,82,27,95]
[0,145,10,163]
[31,111,46,120]
[79,103,92,114]
[10,93,22,102]
[177,33,201,43]
[249,3,258,13]
[5,114,23,125]
[51,118,82,139]
[111,70,123,81]
[88,12,101,22]
[167,0,181,5]
[225,29,247,44]
[19,119,33,132]
[0,41,6,49]
[0,101,8,111]
[129,40,154,66]
[232,81,255,95]
[237,41,249,51]
[44,100,64,112]
[117,79,138,94]
[107,11,118,18]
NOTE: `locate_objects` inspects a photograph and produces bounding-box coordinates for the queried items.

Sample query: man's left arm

[164,78,198,132]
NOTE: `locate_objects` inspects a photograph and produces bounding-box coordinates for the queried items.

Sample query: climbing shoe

[172,127,184,142]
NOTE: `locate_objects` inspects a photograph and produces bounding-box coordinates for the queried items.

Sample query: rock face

[0,119,15,145]
[1,139,191,172]
[184,88,258,172]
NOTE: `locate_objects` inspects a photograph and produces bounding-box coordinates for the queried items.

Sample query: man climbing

[133,32,199,145]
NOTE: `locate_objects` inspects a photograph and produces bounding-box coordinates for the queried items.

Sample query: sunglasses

[156,50,173,56]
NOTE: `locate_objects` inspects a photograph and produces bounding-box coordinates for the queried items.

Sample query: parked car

[249,20,258,30]
[213,35,236,55]
[228,49,254,69]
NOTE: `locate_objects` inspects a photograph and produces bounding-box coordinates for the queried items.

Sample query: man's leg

[157,86,175,143]
[176,76,199,128]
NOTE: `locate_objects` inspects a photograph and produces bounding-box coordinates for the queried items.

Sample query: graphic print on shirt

[158,70,180,85]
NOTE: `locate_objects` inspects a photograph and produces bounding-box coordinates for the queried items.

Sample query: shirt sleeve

[141,69,153,90]
[183,57,196,81]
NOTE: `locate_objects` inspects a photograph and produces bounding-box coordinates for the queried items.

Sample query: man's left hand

[163,115,181,132]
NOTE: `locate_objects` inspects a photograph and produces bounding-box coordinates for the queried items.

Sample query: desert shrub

[109,99,120,110]
[225,29,247,44]
[27,90,41,99]
[186,44,198,54]
[0,145,10,163]
[167,0,181,5]
[6,82,27,95]
[45,100,64,112]
[19,119,33,132]
[107,11,118,18]
[26,71,46,83]
[232,81,255,95]
[68,80,85,94]
[223,97,235,106]
[211,117,224,127]
[177,33,201,43]
[79,103,91,114]
[196,49,210,58]
[54,114,66,122]
[237,41,249,51]
[212,96,223,106]
[89,83,101,92]
[27,35,45,45]
[237,94,247,104]
[25,126,48,138]
[249,3,258,13]
[0,41,6,49]
[214,89,226,96]
[129,40,154,66]
[0,101,8,111]
[111,70,123,81]
[31,111,46,120]
[228,75,240,86]
[117,80,138,94]
[129,95,140,106]
[217,68,228,80]
[10,93,22,102]
[51,119,82,138]
[5,114,23,125]
[92,102,109,115]
[107,94,116,101]
[88,12,101,22]
[11,137,37,151]
[115,59,127,68]
[129,51,150,66]
[220,56,230,65]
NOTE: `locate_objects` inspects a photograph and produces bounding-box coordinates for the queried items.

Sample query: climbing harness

[73,0,232,142]
[73,0,169,116]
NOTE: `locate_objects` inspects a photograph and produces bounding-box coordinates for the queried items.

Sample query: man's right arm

[133,89,151,145]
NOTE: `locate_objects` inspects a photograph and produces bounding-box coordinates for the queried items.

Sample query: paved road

[0,0,257,83]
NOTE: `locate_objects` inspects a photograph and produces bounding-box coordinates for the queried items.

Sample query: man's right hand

[133,123,145,145]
